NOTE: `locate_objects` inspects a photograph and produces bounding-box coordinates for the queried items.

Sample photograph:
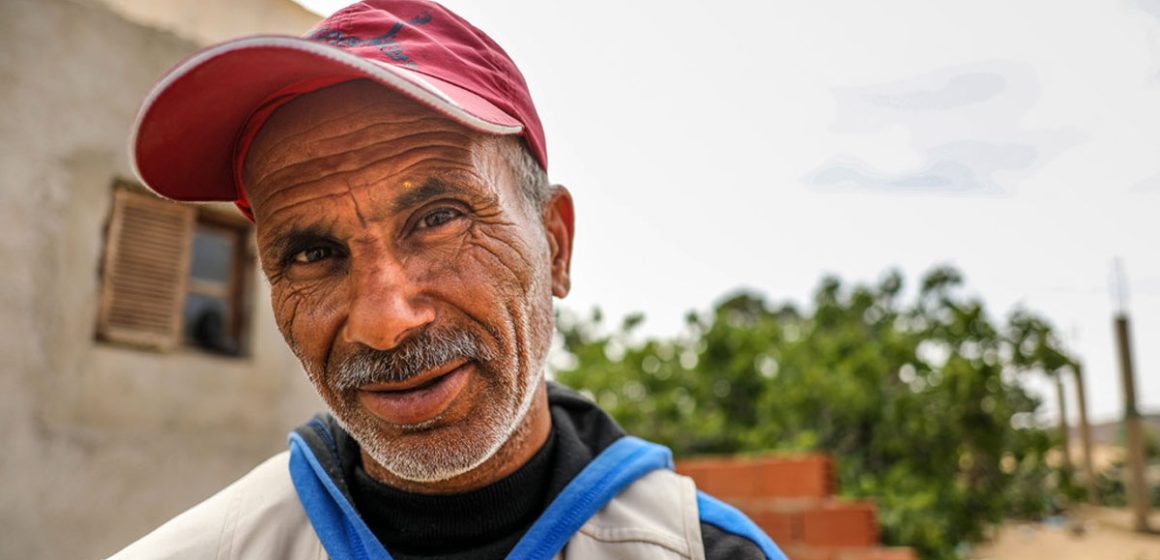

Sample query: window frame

[97,182,255,357]
[184,206,255,356]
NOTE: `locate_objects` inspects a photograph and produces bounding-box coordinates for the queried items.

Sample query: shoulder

[569,468,703,559]
[695,491,786,560]
[107,452,324,560]
[569,468,784,560]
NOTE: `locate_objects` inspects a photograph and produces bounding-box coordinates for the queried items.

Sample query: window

[182,215,251,355]
[97,183,253,355]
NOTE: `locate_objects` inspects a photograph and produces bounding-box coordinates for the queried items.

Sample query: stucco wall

[93,0,320,45]
[0,0,324,558]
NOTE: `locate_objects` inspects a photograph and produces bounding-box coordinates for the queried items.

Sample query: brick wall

[676,454,916,560]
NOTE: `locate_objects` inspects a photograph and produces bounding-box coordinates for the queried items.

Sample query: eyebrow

[390,177,458,213]
[262,224,333,263]
[260,175,497,259]
[388,175,502,217]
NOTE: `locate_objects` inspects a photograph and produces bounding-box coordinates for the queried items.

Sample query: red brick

[783,545,835,560]
[676,453,834,499]
[800,501,878,547]
[752,455,835,499]
[675,458,757,499]
[835,547,918,560]
[746,510,798,544]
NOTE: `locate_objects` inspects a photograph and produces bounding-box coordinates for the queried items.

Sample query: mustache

[330,328,496,391]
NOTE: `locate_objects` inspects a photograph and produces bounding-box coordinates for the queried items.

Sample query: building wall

[93,0,320,45]
[0,0,324,558]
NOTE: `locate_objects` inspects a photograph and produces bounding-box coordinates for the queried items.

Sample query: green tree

[556,267,1066,560]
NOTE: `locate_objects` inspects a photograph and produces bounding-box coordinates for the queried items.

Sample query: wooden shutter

[96,186,195,350]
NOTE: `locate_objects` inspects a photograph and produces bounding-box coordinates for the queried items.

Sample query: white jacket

[110,435,782,559]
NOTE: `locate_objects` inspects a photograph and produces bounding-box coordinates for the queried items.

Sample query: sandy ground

[971,508,1160,560]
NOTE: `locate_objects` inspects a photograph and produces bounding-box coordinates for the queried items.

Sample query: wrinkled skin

[243,80,574,494]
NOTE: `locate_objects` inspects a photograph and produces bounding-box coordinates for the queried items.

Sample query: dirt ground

[971,507,1160,560]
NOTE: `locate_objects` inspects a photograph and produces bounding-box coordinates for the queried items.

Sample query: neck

[360,381,552,495]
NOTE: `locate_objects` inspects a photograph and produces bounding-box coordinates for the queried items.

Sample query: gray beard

[345,364,544,482]
[294,327,543,483]
[331,328,495,391]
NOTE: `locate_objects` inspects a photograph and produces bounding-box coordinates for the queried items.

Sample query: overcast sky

[293,0,1160,426]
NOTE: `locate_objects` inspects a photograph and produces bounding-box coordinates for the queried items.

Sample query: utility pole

[1055,373,1073,473]
[1112,259,1149,532]
[1072,361,1099,505]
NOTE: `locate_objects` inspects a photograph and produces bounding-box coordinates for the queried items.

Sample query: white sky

[293,0,1160,426]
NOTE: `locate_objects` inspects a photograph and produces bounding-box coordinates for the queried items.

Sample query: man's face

[244,81,573,488]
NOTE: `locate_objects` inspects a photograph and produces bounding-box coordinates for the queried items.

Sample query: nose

[342,252,435,350]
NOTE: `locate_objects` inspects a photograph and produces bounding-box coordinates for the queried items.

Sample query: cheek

[454,226,556,352]
[270,280,346,372]
[455,224,545,294]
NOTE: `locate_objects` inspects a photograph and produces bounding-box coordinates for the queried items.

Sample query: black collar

[296,383,627,560]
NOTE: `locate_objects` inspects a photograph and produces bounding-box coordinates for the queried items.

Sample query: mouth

[356,359,474,427]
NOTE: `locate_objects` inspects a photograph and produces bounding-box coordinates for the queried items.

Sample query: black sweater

[296,382,764,559]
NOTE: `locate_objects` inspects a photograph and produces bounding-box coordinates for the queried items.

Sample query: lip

[356,360,473,426]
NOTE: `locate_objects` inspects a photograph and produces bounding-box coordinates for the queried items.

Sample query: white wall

[93,0,320,44]
[0,0,323,557]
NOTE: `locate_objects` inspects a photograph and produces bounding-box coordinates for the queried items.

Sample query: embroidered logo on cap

[307,11,432,67]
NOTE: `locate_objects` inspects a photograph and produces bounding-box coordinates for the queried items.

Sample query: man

[114,1,784,558]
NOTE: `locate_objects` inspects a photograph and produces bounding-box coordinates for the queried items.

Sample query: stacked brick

[676,455,916,560]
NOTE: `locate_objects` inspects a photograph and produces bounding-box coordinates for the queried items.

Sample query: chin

[335,364,545,483]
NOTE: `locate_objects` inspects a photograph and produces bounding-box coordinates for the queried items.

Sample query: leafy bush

[555,267,1070,560]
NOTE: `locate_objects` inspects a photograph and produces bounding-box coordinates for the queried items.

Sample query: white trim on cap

[128,35,523,193]
[368,59,457,106]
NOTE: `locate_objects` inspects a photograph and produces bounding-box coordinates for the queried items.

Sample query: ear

[542,185,574,298]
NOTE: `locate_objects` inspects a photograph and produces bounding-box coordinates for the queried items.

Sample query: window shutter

[97,186,195,350]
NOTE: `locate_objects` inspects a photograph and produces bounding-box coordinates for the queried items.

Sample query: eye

[418,207,463,230]
[291,246,335,264]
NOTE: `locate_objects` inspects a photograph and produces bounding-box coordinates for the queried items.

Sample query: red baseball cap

[129,0,546,219]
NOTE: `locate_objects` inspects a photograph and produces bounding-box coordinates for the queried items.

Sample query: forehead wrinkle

[257,188,359,227]
[285,87,446,137]
[256,115,472,177]
[252,152,488,230]
[311,119,472,159]
[259,134,474,195]
[259,88,415,147]
[470,136,531,218]
[250,144,478,222]
[244,86,473,190]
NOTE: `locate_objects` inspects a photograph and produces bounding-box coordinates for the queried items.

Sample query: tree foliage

[555,267,1071,560]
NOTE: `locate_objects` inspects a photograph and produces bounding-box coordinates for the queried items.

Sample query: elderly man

[113,1,783,559]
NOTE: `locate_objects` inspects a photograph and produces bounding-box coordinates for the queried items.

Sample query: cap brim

[130,35,524,202]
